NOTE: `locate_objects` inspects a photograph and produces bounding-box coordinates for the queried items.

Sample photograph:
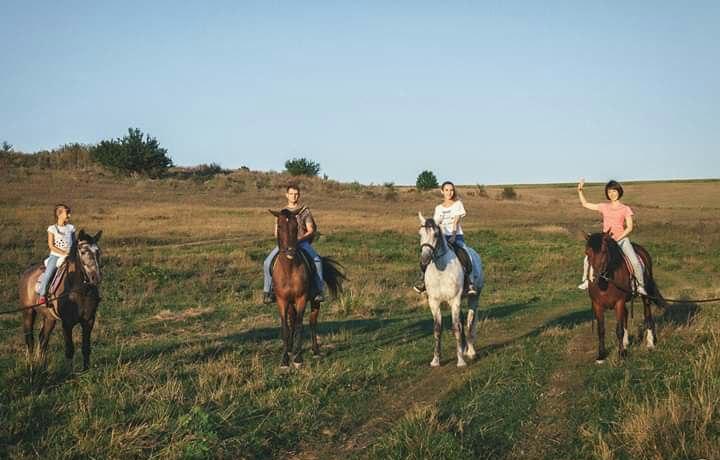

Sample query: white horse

[418,213,484,367]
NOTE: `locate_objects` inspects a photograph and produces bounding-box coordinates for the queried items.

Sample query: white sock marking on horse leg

[646,329,655,348]
[623,328,629,348]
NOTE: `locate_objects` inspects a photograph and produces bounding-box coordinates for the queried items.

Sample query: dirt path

[290,302,583,460]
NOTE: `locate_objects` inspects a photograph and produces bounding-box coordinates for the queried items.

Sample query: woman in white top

[414,181,478,295]
[36,204,75,304]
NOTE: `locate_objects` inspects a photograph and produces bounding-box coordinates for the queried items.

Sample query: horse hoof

[465,351,477,360]
[312,353,321,359]
[430,358,440,367]
[457,360,467,368]
[595,359,605,364]
[292,361,303,369]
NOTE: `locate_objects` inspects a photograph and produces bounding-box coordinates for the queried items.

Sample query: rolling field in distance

[1,167,719,459]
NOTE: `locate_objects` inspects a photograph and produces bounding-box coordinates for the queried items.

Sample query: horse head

[418,212,443,266]
[270,209,300,260]
[75,229,103,285]
[585,231,614,280]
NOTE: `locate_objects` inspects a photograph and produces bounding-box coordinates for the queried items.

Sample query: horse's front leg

[615,301,628,358]
[277,299,291,368]
[80,317,95,371]
[292,298,308,368]
[594,302,607,363]
[464,294,479,360]
[429,297,442,367]
[450,296,467,367]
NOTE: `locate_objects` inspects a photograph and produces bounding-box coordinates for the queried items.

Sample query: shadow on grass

[657,299,700,327]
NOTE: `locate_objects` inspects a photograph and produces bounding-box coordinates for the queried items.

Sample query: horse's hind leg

[451,297,467,368]
[81,317,95,371]
[62,322,75,363]
[464,295,478,360]
[23,309,37,361]
[429,298,442,367]
[37,316,57,364]
[309,303,321,358]
[594,303,607,363]
[642,296,656,349]
[615,302,628,359]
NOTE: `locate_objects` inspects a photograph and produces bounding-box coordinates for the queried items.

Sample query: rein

[596,273,720,305]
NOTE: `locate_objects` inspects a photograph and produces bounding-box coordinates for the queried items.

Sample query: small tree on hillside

[416,170,439,191]
[92,128,172,178]
[285,157,321,176]
[1,141,13,154]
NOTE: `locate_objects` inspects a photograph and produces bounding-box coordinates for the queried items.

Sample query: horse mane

[587,232,624,274]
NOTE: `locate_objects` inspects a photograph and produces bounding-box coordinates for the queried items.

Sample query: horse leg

[464,295,478,360]
[429,297,442,367]
[23,309,37,361]
[81,317,95,371]
[292,299,308,368]
[62,322,75,364]
[450,296,467,368]
[287,305,296,354]
[37,316,57,364]
[615,302,628,359]
[309,303,321,358]
[277,300,291,368]
[643,296,656,349]
[594,303,607,363]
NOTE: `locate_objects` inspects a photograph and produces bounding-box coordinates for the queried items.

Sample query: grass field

[1,167,719,459]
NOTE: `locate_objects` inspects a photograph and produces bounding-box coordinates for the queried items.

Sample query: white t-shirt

[48,224,76,257]
[434,201,466,235]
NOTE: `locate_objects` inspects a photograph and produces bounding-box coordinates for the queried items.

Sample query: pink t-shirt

[597,203,634,240]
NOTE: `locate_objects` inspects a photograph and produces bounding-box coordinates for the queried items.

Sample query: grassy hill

[1,165,719,459]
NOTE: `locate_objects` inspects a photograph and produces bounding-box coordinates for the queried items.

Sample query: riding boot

[455,247,477,295]
[263,290,276,304]
[413,262,429,293]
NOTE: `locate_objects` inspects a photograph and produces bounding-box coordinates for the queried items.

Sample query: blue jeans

[263,241,324,293]
[37,254,59,295]
[445,234,465,247]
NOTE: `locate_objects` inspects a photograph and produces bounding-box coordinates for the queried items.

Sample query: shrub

[92,128,172,178]
[476,184,489,198]
[1,141,13,154]
[416,170,439,191]
[285,157,320,176]
[383,182,399,201]
[500,186,518,200]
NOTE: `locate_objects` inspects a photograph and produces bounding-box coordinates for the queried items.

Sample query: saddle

[621,252,646,292]
[270,248,319,296]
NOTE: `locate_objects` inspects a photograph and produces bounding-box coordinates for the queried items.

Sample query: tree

[1,141,13,154]
[285,157,321,176]
[416,170,439,191]
[91,128,172,178]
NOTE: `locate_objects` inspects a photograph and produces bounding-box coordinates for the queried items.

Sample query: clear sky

[2,1,719,184]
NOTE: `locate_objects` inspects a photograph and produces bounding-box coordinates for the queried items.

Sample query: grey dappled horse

[418,213,484,367]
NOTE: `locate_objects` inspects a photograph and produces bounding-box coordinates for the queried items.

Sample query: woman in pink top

[577,179,647,295]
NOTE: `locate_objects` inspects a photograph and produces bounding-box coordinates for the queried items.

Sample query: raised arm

[578,178,600,211]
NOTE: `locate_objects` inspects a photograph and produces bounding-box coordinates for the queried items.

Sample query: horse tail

[321,257,347,298]
[638,245,668,309]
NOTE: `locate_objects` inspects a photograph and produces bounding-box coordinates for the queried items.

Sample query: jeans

[37,254,59,295]
[617,237,645,289]
[263,241,324,293]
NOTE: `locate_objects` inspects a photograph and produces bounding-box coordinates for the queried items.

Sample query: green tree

[285,157,321,176]
[92,128,172,178]
[1,141,13,154]
[416,170,439,191]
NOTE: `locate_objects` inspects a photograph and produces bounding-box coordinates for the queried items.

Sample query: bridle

[75,240,102,286]
[420,223,448,261]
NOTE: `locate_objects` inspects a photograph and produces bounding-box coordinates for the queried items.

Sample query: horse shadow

[656,299,700,327]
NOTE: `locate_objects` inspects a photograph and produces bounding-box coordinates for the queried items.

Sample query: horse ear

[93,230,102,242]
[418,212,426,225]
[269,209,280,217]
[78,229,87,240]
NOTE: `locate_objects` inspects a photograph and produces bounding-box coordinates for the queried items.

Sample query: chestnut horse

[18,230,102,370]
[269,209,345,368]
[585,232,665,363]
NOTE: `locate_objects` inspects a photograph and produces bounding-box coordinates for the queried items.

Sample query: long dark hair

[440,181,457,201]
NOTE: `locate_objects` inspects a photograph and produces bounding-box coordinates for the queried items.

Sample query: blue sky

[2,1,719,184]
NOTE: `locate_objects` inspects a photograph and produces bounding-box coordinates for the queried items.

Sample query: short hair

[605,180,624,200]
[440,181,457,200]
[286,183,300,193]
[54,203,71,219]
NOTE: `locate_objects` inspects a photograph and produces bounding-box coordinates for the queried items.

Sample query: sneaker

[637,286,647,296]
[262,292,275,304]
[413,280,426,294]
[577,280,589,290]
[313,293,325,303]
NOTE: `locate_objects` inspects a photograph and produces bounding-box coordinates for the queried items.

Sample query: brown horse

[269,209,345,368]
[585,232,666,363]
[18,230,103,371]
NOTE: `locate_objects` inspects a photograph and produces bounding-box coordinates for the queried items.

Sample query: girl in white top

[37,204,75,304]
[414,181,477,295]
